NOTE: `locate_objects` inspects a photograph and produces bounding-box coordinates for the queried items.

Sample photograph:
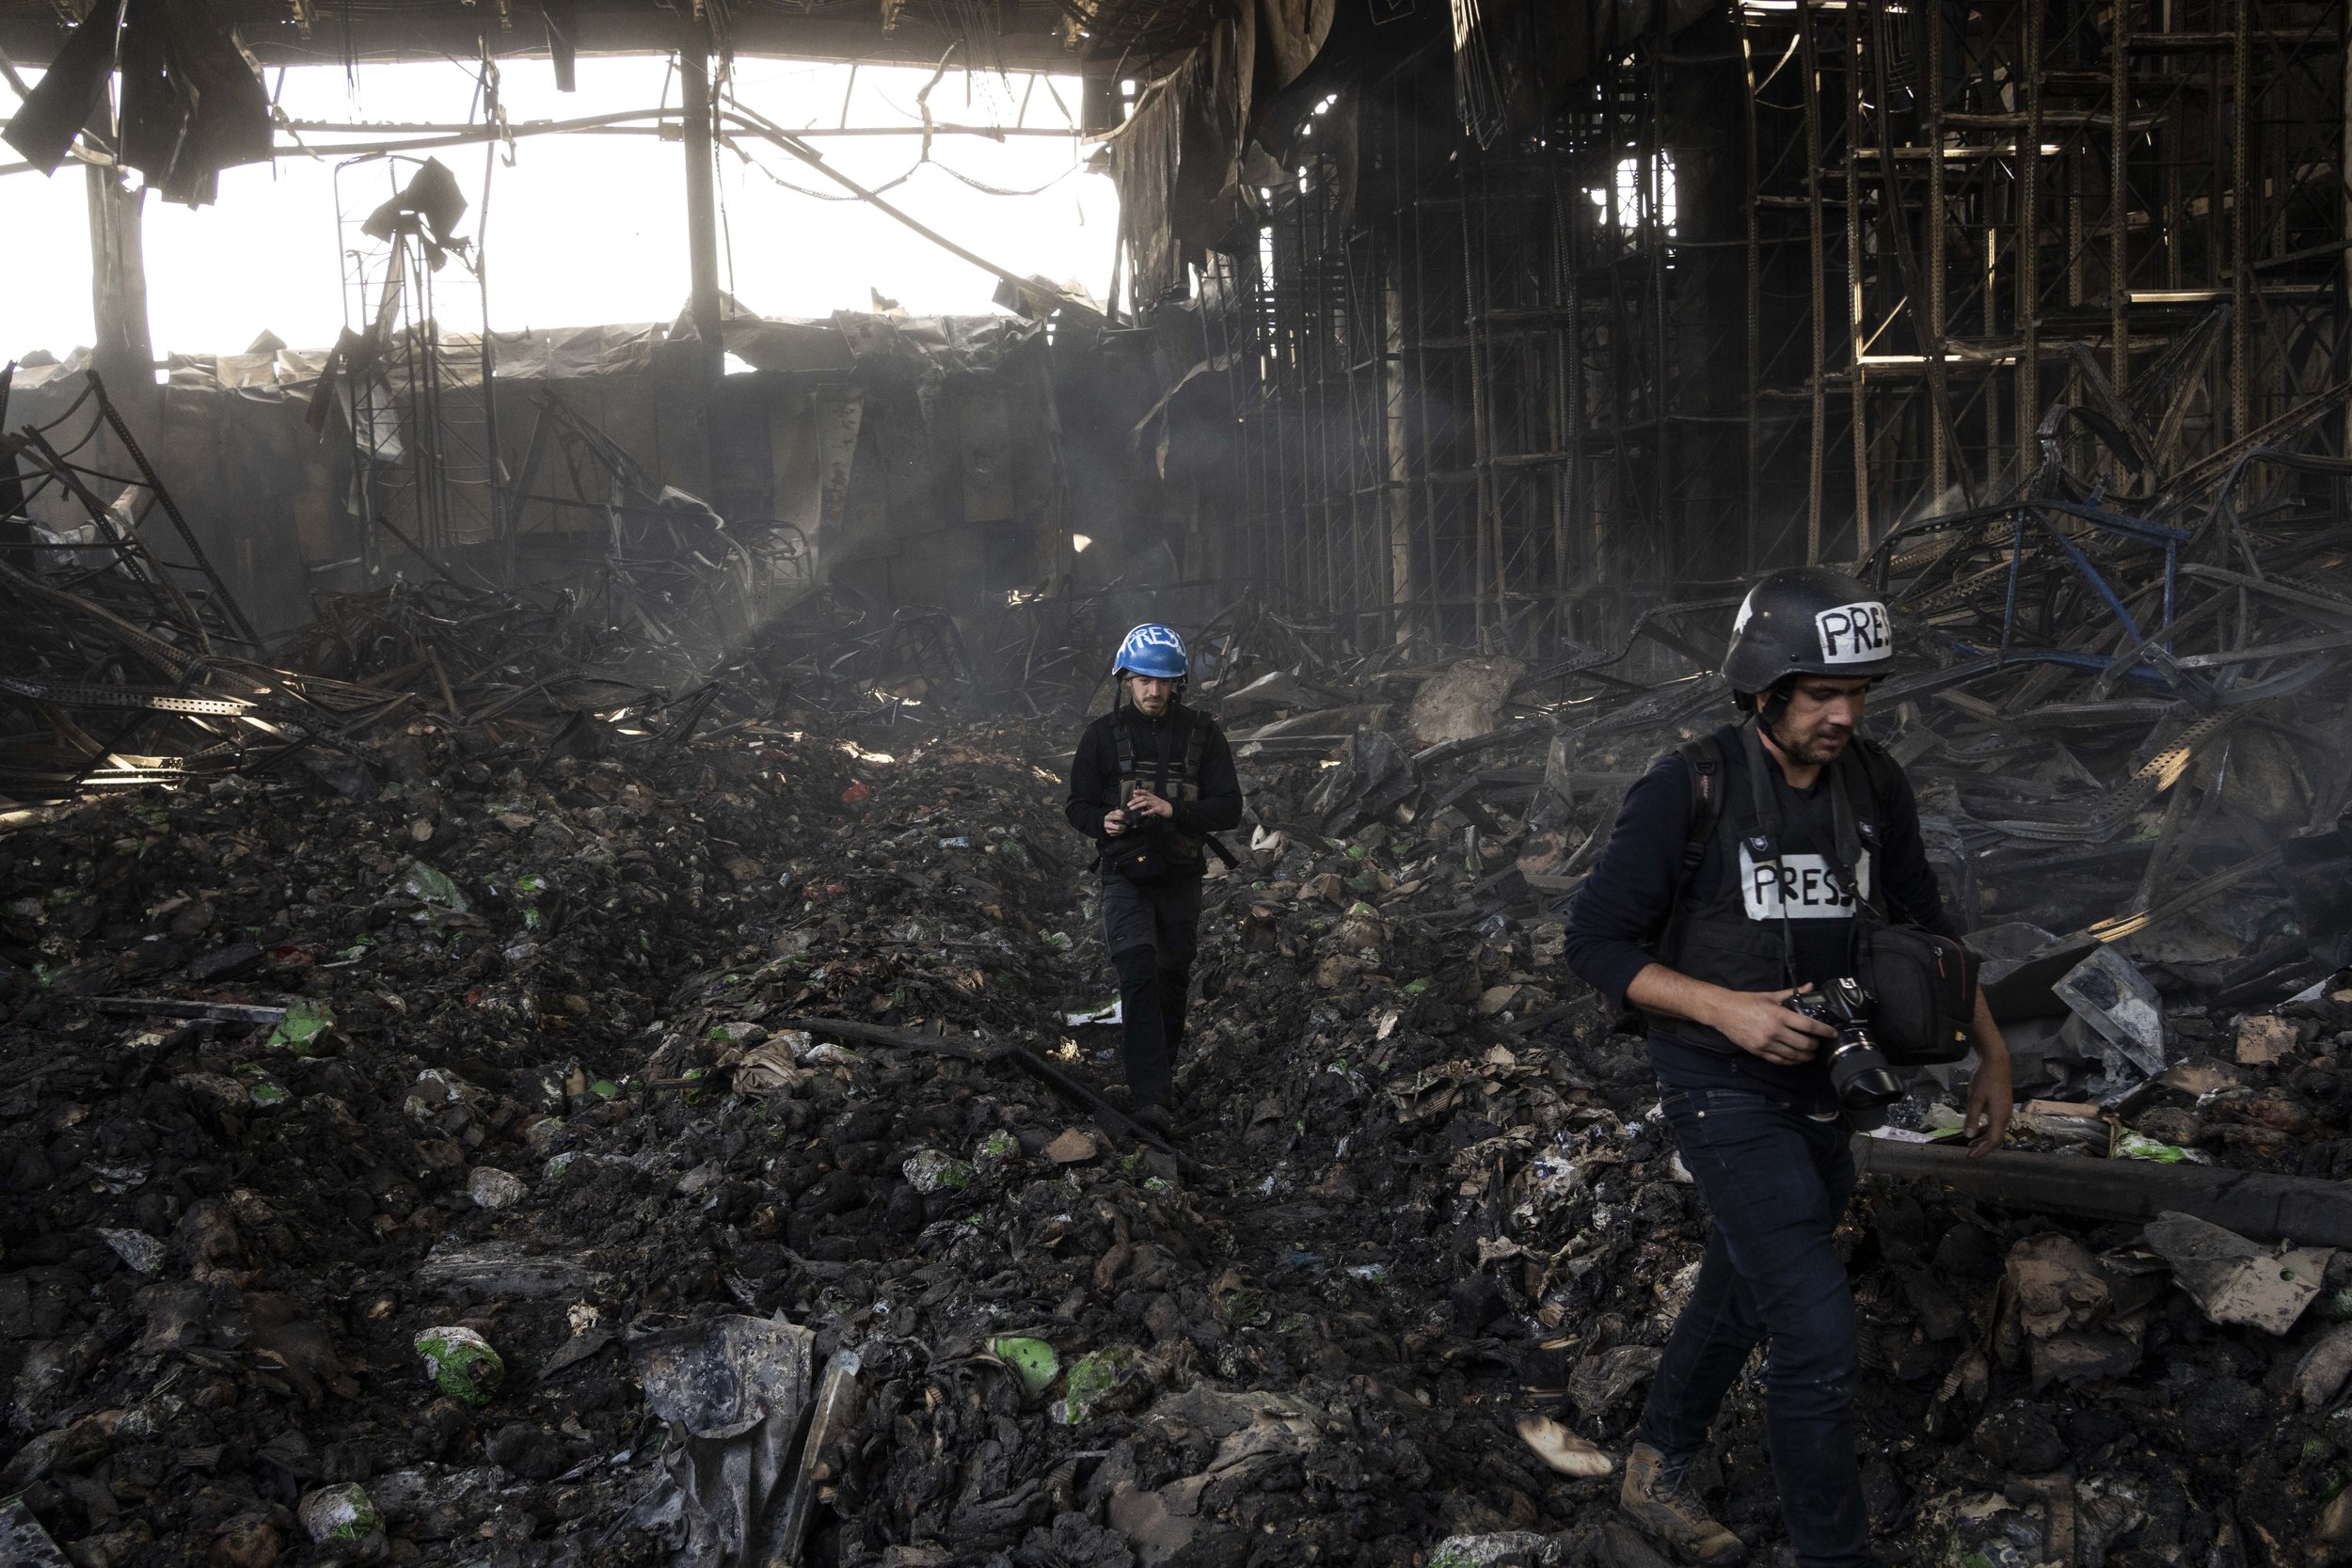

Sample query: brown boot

[1621,1442,1746,1564]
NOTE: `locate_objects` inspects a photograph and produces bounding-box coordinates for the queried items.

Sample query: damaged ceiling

[0,0,1176,74]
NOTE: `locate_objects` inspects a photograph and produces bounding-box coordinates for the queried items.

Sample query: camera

[1785,978,1906,1119]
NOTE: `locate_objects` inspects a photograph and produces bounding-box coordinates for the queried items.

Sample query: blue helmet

[1114,623,1187,680]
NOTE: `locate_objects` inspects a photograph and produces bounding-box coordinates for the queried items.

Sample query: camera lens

[1828,1035,1904,1111]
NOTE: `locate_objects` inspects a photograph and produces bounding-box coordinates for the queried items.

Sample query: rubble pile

[1172,816,2352,1563]
[0,706,856,1565]
[7,658,2352,1566]
[10,400,2352,1564]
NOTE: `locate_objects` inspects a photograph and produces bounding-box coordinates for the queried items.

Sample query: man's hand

[1624,965,1835,1066]
[1963,989,2013,1157]
[1103,808,1129,837]
[1704,986,1836,1066]
[1125,789,1175,821]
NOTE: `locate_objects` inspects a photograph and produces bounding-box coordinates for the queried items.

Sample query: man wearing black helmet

[1561,567,2012,1567]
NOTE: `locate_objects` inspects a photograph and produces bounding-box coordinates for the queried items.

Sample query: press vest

[1109,705,1210,866]
[1645,721,1889,1058]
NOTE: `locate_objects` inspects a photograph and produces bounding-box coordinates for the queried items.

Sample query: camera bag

[1852,923,1976,1065]
[1822,747,1975,1064]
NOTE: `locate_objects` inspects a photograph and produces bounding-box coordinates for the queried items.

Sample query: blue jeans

[1635,1088,1870,1568]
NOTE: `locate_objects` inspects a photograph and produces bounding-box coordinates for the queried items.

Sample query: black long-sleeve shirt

[1064,702,1243,863]
[1562,741,1960,1100]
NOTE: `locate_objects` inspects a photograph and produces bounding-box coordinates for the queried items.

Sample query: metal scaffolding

[335,155,503,578]
[1188,0,2349,657]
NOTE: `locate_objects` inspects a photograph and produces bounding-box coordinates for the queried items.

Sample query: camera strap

[1737,721,1804,990]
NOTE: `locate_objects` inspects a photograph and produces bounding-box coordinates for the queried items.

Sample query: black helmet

[1722,566,1895,693]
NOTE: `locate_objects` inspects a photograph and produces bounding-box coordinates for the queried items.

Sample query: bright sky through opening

[0,55,1118,364]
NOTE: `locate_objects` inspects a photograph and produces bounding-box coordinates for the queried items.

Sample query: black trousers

[1098,870,1202,1111]
[1635,1087,1868,1567]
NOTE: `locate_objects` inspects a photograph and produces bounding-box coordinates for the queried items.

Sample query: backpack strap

[1180,706,1207,802]
[1840,732,1904,923]
[1110,708,1138,809]
[1112,708,1136,777]
[1850,732,1899,823]
[1650,734,1728,973]
[1676,735,1726,882]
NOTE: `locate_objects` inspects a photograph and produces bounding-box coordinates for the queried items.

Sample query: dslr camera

[1785,978,1905,1121]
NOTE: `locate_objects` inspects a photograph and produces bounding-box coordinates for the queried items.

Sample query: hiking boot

[1621,1443,1746,1564]
[1132,1104,1180,1141]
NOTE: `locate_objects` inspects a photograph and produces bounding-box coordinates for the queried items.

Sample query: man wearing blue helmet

[1063,624,1244,1134]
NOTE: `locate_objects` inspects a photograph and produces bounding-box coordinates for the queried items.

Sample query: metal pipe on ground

[1852,1135,2352,1248]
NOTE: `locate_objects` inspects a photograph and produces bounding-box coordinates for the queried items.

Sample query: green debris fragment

[901,1148,974,1193]
[1053,1342,1142,1425]
[413,1325,503,1405]
[1403,978,1430,995]
[2116,1132,2198,1164]
[297,1482,380,1544]
[267,999,336,1055]
[977,1130,1019,1163]
[516,874,548,897]
[590,1079,620,1100]
[989,1336,1059,1397]
[401,860,469,916]
[247,1081,289,1107]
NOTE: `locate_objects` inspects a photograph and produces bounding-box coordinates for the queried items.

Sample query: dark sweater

[1064,703,1244,866]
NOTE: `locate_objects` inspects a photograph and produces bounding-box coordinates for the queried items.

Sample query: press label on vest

[1740,844,1872,920]
[1813,601,1891,664]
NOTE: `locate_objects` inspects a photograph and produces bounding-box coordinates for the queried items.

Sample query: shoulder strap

[1843,734,1909,926]
[1183,706,1207,787]
[1737,720,1801,988]
[1675,736,1726,881]
[1652,734,1728,972]
[1109,709,1139,810]
[1850,733,1899,821]
[1112,707,1136,781]
[1825,759,1875,911]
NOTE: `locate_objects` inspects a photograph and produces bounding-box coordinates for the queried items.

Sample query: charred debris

[1,362,2352,1568]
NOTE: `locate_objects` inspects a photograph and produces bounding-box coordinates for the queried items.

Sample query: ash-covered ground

[6,703,2352,1568]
